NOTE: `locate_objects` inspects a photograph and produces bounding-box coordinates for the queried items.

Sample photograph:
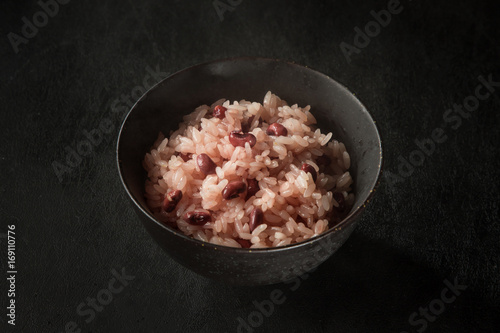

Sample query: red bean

[162,190,183,213]
[164,219,179,230]
[329,193,348,228]
[197,153,217,175]
[222,180,247,200]
[333,192,346,213]
[245,178,259,200]
[301,163,317,182]
[179,153,191,162]
[213,105,227,119]
[328,209,341,228]
[183,210,212,226]
[229,131,256,148]
[266,122,288,136]
[249,207,263,232]
[241,116,255,133]
[316,154,331,167]
[296,215,306,224]
[236,239,251,248]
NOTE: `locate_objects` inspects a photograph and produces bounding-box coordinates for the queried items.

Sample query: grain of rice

[312,192,322,200]
[152,184,166,194]
[274,232,287,240]
[143,92,354,248]
[343,151,351,169]
[251,236,261,244]
[322,195,330,211]
[297,223,314,235]
[320,132,333,146]
[239,232,253,240]
[292,135,307,147]
[158,138,169,152]
[314,220,327,234]
[252,224,268,236]
[276,239,292,247]
[337,172,351,188]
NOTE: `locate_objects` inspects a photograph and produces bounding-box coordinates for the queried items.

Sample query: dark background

[1,0,499,332]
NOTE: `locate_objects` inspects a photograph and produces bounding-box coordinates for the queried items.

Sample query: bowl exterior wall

[135,204,358,285]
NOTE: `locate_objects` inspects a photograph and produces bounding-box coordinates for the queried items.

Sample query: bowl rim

[116,56,383,254]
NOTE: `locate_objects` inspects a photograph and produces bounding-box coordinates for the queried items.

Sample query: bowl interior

[117,57,382,248]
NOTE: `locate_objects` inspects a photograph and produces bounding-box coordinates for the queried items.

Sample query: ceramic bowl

[117,57,382,285]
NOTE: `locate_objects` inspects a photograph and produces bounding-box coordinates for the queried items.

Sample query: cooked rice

[143,92,354,248]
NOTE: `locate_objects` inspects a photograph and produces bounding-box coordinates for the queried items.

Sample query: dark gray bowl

[117,57,382,286]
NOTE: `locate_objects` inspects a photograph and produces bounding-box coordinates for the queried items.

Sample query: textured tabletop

[1,0,499,332]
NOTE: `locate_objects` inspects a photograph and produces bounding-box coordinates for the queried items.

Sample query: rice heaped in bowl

[143,92,354,248]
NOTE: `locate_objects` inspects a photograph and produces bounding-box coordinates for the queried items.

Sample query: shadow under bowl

[117,57,382,286]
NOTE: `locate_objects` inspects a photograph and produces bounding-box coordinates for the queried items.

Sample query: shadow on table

[216,232,491,333]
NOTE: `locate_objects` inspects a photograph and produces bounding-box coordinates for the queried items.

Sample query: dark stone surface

[1,0,499,332]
